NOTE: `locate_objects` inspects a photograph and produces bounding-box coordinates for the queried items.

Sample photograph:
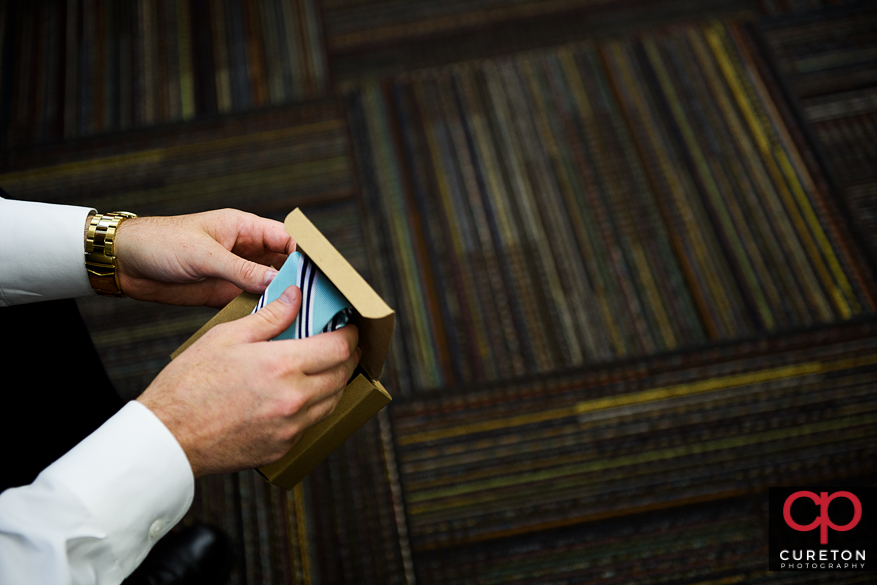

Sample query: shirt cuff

[0,198,95,306]
[40,401,195,576]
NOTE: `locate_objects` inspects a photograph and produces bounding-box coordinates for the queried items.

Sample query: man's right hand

[136,285,360,477]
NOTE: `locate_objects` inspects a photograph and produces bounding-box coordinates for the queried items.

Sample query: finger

[228,213,296,257]
[269,392,343,462]
[208,244,281,294]
[201,211,294,295]
[225,286,301,343]
[234,250,291,274]
[254,216,295,256]
[284,324,360,375]
[302,346,361,406]
[303,391,345,428]
[265,251,291,271]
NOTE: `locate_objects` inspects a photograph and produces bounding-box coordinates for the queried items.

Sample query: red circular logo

[783,491,862,544]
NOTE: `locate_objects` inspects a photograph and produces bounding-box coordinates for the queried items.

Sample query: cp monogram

[783,491,862,545]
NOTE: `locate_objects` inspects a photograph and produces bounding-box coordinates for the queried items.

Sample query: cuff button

[149,519,165,538]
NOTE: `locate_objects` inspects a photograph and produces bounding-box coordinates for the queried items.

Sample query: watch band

[85,211,137,297]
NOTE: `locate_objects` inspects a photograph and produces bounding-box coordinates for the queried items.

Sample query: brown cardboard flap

[258,373,391,488]
[285,208,394,379]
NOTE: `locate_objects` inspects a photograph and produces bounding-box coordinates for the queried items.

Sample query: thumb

[212,245,279,293]
[231,286,301,343]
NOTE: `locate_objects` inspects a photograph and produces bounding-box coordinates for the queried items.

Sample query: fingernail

[263,268,279,287]
[279,286,297,305]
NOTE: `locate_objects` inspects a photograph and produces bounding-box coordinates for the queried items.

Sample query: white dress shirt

[0,197,96,306]
[0,196,195,584]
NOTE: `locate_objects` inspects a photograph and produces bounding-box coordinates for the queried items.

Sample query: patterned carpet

[349,21,876,396]
[1,0,876,583]
[759,1,877,260]
[394,320,877,555]
[0,0,328,147]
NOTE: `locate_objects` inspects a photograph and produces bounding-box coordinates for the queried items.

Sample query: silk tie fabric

[253,251,354,340]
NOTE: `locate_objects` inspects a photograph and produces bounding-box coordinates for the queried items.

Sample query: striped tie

[253,251,354,340]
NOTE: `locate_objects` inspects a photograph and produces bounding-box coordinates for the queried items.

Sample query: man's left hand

[114,209,294,308]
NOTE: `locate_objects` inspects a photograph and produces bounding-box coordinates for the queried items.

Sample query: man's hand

[136,286,361,477]
[114,209,294,308]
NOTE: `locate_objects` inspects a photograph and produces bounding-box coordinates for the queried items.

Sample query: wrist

[136,391,205,478]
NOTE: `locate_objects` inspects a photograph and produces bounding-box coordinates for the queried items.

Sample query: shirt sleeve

[0,195,96,306]
[0,401,195,585]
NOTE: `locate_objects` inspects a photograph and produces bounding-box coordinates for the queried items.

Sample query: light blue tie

[253,251,354,340]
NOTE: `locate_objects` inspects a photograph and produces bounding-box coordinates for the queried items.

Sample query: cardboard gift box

[171,208,394,489]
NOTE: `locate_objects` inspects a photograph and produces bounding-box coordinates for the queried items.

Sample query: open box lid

[285,208,394,379]
[172,208,395,381]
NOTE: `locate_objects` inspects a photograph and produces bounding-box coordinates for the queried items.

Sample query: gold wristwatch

[85,211,137,297]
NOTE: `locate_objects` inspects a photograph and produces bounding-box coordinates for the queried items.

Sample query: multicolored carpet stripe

[414,493,877,585]
[328,0,762,90]
[0,0,328,148]
[350,21,877,396]
[323,0,751,54]
[0,102,353,216]
[391,320,877,556]
[759,0,877,262]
